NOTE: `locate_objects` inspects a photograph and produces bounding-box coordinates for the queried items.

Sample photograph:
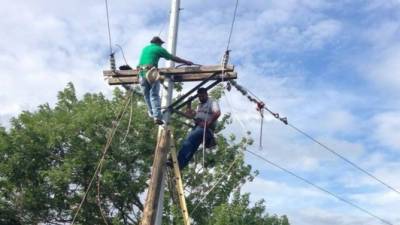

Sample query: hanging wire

[245,149,393,225]
[158,10,171,36]
[71,93,132,225]
[223,94,393,225]
[259,109,264,150]
[115,44,129,66]
[230,81,400,196]
[287,123,400,196]
[226,0,240,51]
[104,0,113,55]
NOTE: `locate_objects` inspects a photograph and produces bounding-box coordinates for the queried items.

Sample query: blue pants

[178,126,213,169]
[139,77,162,120]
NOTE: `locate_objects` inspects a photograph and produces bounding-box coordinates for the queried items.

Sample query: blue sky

[1,0,400,224]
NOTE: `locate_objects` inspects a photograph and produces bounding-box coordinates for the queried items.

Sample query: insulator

[221,50,230,67]
[110,53,116,71]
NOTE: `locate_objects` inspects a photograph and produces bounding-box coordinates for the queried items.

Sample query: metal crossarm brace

[166,72,221,112]
[171,79,222,112]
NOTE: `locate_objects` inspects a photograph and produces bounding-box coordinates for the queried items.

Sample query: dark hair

[197,88,207,94]
[150,36,164,44]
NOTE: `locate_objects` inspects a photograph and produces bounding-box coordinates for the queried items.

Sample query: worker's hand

[187,100,192,108]
[197,120,208,128]
[185,60,194,66]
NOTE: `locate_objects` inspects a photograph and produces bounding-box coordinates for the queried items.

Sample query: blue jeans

[139,77,162,120]
[178,126,213,169]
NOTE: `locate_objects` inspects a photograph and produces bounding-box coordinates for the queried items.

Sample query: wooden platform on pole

[103,65,236,85]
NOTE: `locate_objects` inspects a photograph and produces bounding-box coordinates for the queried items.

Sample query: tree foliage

[0,83,290,225]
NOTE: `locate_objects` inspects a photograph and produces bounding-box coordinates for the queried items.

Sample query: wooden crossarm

[103,65,234,77]
[106,72,237,85]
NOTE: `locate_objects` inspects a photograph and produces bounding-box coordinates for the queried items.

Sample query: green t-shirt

[138,43,173,77]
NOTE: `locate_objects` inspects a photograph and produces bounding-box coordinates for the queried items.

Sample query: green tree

[0,83,290,225]
[209,191,289,225]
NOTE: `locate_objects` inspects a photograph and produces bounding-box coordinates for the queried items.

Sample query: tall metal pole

[162,0,180,119]
[155,0,181,224]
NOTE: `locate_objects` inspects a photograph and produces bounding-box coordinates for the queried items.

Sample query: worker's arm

[171,55,193,65]
[184,101,196,119]
[158,47,193,65]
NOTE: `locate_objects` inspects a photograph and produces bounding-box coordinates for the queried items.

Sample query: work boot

[205,135,217,148]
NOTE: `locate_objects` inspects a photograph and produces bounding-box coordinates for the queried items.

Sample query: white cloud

[372,112,400,151]
[242,177,398,225]
[362,47,400,92]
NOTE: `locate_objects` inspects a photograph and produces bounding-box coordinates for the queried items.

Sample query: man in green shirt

[138,36,193,125]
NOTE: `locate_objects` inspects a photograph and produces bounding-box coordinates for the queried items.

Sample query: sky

[1,0,400,224]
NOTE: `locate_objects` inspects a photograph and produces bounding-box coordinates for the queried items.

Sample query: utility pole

[140,0,180,225]
[103,1,237,224]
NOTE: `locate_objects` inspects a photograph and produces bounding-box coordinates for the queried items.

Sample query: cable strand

[104,0,113,55]
[246,149,393,225]
[224,85,394,225]
[287,123,400,195]
[226,0,239,51]
[230,81,400,195]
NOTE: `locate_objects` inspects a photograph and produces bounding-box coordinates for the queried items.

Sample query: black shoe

[166,159,173,168]
[154,118,164,125]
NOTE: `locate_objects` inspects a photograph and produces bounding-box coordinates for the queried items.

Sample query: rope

[97,160,110,225]
[191,156,241,215]
[104,0,113,55]
[201,101,213,170]
[95,93,133,224]
[71,93,132,225]
[189,91,251,214]
[122,93,134,143]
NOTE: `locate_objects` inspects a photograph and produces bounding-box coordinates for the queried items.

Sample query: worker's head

[197,88,208,103]
[150,36,165,45]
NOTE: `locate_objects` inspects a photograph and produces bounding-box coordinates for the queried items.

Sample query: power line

[115,44,129,65]
[158,10,171,36]
[225,0,239,51]
[104,0,113,55]
[245,149,394,225]
[229,81,400,196]
[223,86,394,225]
[287,123,400,196]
